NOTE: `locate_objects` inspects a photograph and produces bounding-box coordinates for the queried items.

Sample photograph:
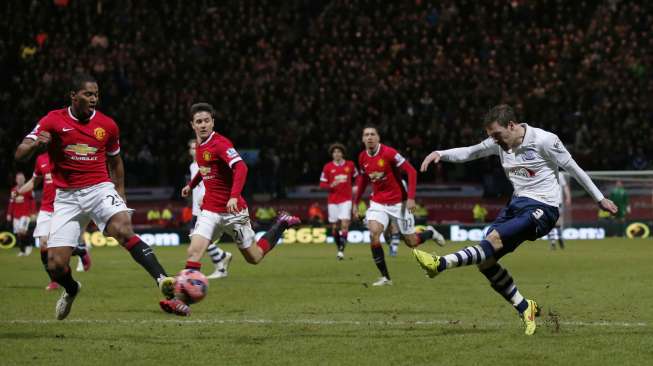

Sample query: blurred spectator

[473,203,488,223]
[1,1,651,195]
[308,202,325,225]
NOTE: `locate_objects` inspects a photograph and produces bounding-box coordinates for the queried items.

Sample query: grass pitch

[1,238,652,365]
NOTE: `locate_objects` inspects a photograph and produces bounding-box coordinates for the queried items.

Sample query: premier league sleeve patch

[226,148,239,158]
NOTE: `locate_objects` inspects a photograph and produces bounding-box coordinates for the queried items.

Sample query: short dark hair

[362,124,380,135]
[70,72,97,92]
[483,104,517,127]
[190,102,215,120]
[328,143,346,155]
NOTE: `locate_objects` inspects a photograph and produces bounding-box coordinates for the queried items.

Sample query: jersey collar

[67,107,96,122]
[333,159,345,167]
[200,131,216,146]
[366,144,382,157]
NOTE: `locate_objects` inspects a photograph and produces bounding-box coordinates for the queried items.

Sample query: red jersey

[33,153,55,212]
[356,144,415,205]
[191,132,247,213]
[319,160,357,204]
[26,107,120,189]
[8,186,35,218]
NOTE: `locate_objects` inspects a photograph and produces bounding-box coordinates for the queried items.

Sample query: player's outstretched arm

[421,139,498,172]
[15,133,50,162]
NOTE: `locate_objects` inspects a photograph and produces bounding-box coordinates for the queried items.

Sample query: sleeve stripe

[107,148,121,156]
[320,178,328,182]
[25,134,37,140]
[396,159,406,167]
[228,157,243,168]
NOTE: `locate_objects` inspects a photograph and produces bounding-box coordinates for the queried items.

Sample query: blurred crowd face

[362,127,380,151]
[70,82,99,121]
[188,140,197,160]
[191,111,214,141]
[15,172,25,186]
[485,121,522,152]
[332,148,343,162]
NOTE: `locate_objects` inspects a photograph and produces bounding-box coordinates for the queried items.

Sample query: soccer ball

[174,269,209,304]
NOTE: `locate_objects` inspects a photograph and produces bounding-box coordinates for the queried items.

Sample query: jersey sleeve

[106,122,121,156]
[438,137,499,162]
[25,116,52,140]
[385,147,407,167]
[349,161,359,179]
[216,140,243,168]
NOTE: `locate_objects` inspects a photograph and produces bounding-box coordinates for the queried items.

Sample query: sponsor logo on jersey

[509,166,535,178]
[203,151,212,161]
[65,144,98,156]
[226,148,239,158]
[94,127,106,141]
[368,171,385,182]
[199,166,211,175]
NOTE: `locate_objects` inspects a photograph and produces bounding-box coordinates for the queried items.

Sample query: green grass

[1,238,652,365]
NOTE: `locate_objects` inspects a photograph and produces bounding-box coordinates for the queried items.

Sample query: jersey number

[105,194,124,207]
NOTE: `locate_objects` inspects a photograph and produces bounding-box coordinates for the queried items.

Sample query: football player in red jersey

[353,126,445,286]
[160,102,301,316]
[15,73,175,320]
[7,172,35,257]
[19,153,92,291]
[319,143,357,260]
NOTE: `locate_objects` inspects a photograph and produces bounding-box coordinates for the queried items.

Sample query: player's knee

[485,230,504,250]
[404,235,418,248]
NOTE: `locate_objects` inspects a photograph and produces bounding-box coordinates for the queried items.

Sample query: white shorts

[12,216,30,234]
[33,210,52,238]
[328,201,352,223]
[365,200,416,235]
[192,208,255,249]
[49,182,132,248]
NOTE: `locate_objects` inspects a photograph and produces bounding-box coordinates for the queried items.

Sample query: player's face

[191,111,214,140]
[362,128,380,150]
[332,148,343,162]
[70,82,99,120]
[15,173,25,186]
[485,121,517,151]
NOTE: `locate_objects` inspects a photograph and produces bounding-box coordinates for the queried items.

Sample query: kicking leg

[241,210,300,264]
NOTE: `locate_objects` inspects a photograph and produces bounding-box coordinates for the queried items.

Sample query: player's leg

[240,210,300,264]
[89,183,173,296]
[399,210,444,248]
[548,226,559,250]
[336,201,352,259]
[327,203,342,258]
[478,258,540,335]
[14,218,29,256]
[206,237,232,279]
[38,236,59,290]
[47,208,85,321]
[33,211,57,290]
[338,218,350,260]
[368,220,392,286]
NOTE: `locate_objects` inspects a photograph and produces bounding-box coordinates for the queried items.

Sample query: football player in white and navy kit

[415,104,617,335]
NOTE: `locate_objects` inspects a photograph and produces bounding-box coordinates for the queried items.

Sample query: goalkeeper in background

[610,180,630,236]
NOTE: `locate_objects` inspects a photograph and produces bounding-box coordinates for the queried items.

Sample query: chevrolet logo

[199,166,211,175]
[65,144,98,156]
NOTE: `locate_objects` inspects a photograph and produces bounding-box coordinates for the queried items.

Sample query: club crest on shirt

[94,127,106,141]
[344,167,350,173]
[377,159,385,167]
[203,151,212,161]
[522,149,536,161]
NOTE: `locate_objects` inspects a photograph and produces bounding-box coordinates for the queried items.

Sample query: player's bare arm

[15,133,51,162]
[107,154,126,201]
[17,176,41,195]
[420,151,441,172]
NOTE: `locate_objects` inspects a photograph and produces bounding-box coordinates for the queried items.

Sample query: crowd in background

[1,0,651,197]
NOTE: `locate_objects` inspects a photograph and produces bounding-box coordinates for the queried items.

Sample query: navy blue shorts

[487,197,559,260]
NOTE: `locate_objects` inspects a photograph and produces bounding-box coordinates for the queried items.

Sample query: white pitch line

[1,318,648,327]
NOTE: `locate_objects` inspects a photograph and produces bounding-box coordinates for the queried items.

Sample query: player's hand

[226,198,239,214]
[352,205,358,218]
[36,131,51,150]
[30,214,36,222]
[6,215,11,222]
[181,185,191,198]
[406,198,416,213]
[598,198,618,215]
[420,151,441,172]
